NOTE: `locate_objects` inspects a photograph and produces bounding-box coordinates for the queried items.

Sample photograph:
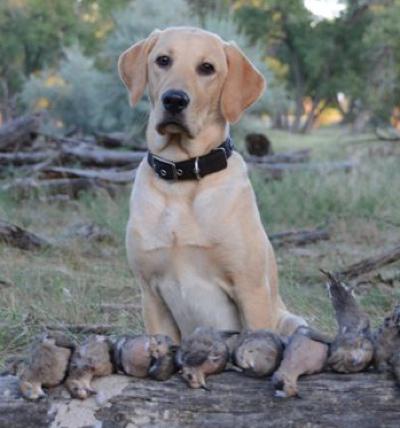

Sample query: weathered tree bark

[0,219,51,250]
[336,244,400,280]
[245,149,311,164]
[1,371,399,428]
[0,150,57,166]
[0,114,41,151]
[270,227,330,247]
[61,143,146,167]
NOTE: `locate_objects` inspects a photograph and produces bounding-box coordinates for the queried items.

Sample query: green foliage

[21,47,106,134]
[362,1,400,123]
[0,0,131,119]
[235,0,400,128]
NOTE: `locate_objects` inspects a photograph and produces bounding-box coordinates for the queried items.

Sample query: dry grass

[1,127,400,364]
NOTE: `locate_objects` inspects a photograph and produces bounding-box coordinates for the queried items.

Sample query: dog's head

[118,27,265,142]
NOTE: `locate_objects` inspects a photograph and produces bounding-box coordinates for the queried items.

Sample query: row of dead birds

[5,271,400,400]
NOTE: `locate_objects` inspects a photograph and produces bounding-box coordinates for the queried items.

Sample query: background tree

[0,0,129,121]
[234,0,400,132]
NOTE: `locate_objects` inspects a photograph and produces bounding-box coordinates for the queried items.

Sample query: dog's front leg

[232,274,277,330]
[141,284,181,343]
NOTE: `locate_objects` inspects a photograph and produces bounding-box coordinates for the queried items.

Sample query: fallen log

[65,222,115,243]
[375,127,400,142]
[61,143,146,167]
[0,150,57,166]
[270,227,330,247]
[99,303,141,312]
[1,177,118,198]
[42,166,136,183]
[245,149,311,164]
[1,371,399,428]
[251,160,356,175]
[336,244,400,280]
[0,114,41,151]
[46,323,116,334]
[0,278,14,288]
[0,219,51,250]
[94,131,146,151]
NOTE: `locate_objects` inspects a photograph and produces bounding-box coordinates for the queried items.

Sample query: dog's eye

[156,55,171,68]
[198,62,215,75]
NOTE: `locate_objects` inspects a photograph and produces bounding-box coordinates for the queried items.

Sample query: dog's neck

[146,117,229,163]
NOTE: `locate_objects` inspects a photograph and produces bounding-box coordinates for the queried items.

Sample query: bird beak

[37,390,48,400]
[199,374,211,391]
[35,387,47,400]
[86,386,97,395]
[201,382,211,392]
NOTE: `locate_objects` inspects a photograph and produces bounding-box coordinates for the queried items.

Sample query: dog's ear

[118,30,160,107]
[221,42,266,124]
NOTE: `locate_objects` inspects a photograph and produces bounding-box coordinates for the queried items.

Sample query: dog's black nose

[162,90,190,114]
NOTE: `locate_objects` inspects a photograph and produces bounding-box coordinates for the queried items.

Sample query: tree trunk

[291,96,304,133]
[351,110,372,134]
[300,98,328,134]
[1,371,400,427]
[301,108,317,134]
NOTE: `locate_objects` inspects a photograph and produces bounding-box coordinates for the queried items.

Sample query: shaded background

[1,0,400,134]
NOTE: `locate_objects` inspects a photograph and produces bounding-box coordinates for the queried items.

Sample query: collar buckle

[213,146,227,160]
[151,154,178,180]
[193,157,201,180]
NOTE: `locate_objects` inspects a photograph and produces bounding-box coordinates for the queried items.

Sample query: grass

[1,126,400,364]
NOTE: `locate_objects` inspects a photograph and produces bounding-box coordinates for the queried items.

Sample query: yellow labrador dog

[119,27,306,343]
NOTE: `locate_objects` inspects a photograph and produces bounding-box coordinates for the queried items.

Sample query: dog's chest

[129,190,223,253]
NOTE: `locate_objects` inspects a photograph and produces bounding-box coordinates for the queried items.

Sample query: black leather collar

[147,137,234,181]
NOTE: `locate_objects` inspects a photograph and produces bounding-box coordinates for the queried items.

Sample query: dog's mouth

[156,119,193,139]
